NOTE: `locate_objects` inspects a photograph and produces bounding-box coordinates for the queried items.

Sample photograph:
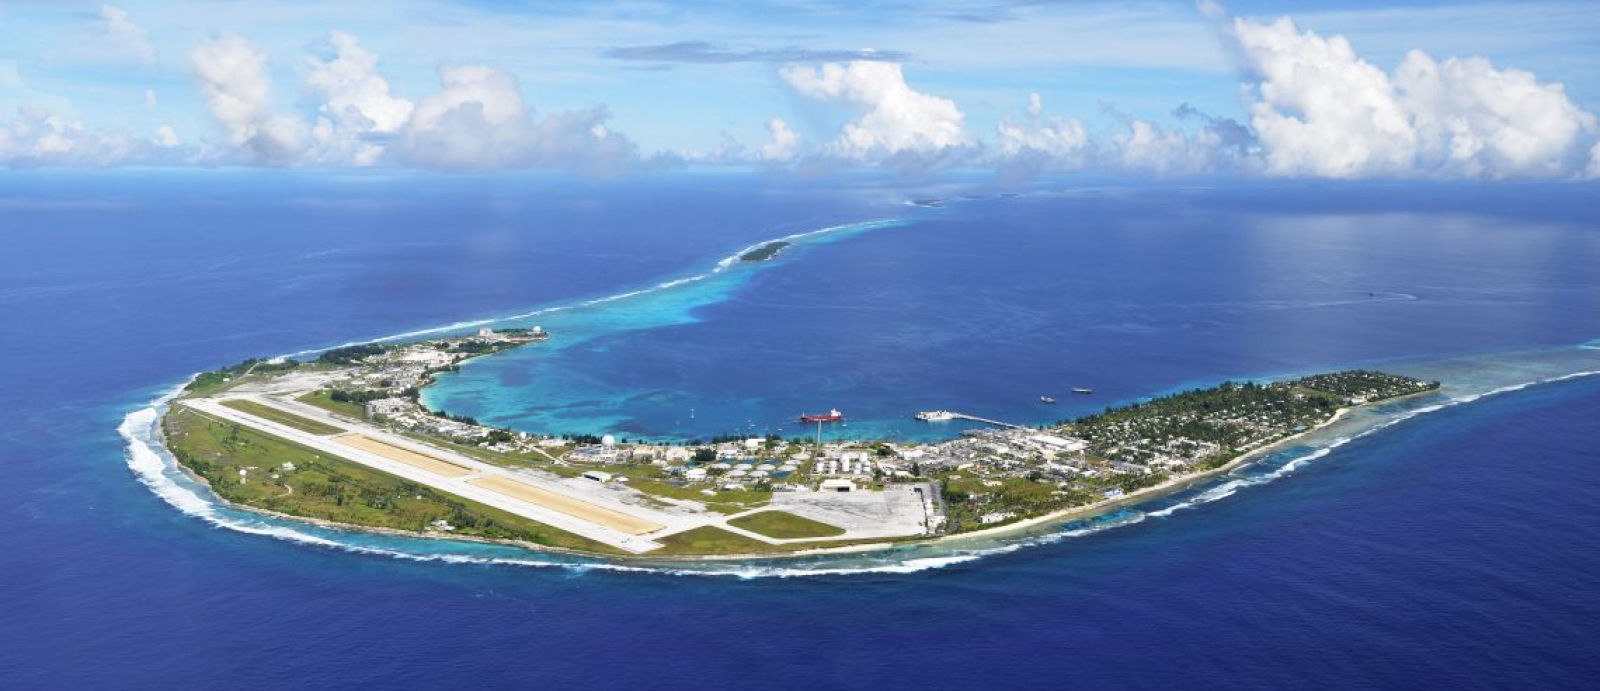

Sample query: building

[366,398,411,418]
[820,478,855,493]
[582,470,613,483]
[1029,434,1089,454]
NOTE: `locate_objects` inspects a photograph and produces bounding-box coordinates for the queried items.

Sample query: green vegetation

[652,526,918,556]
[739,241,790,262]
[592,465,771,514]
[221,399,344,435]
[394,430,559,471]
[1064,370,1437,470]
[1294,370,1439,400]
[939,474,1095,531]
[296,390,367,420]
[185,358,300,397]
[934,370,1437,532]
[317,343,386,365]
[164,408,620,554]
[654,526,776,555]
[728,511,845,539]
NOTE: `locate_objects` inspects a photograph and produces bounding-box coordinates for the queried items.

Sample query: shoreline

[144,362,1600,567]
[150,388,1371,564]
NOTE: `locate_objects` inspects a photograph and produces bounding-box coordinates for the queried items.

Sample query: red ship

[799,409,844,423]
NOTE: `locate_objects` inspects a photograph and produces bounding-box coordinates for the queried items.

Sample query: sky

[1,0,1599,179]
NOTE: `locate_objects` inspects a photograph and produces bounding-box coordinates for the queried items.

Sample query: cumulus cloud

[759,118,801,161]
[779,61,971,166]
[1230,14,1597,178]
[98,5,157,64]
[306,31,414,166]
[997,93,1089,162]
[993,95,1243,177]
[1394,51,1595,177]
[189,33,305,164]
[397,63,636,173]
[0,105,148,167]
[1106,116,1230,176]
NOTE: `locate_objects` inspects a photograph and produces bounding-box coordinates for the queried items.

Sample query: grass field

[396,430,556,471]
[163,408,621,554]
[653,526,777,555]
[727,511,845,539]
[222,399,345,435]
[295,390,367,420]
[651,525,915,556]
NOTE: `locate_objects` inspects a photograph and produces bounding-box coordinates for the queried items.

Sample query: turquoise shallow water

[5,174,1600,689]
[426,185,1600,444]
[119,180,1600,574]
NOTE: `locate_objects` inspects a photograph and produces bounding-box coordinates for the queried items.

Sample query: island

[160,328,1439,559]
[738,241,790,262]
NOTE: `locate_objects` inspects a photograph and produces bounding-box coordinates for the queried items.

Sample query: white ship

[916,410,957,422]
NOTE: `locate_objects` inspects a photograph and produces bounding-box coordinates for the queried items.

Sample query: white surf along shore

[115,207,1600,574]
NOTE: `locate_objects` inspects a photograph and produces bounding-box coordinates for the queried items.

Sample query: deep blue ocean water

[1,172,1597,689]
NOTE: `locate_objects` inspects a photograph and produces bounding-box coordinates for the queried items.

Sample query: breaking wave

[1132,365,1600,525]
[122,343,1600,578]
[282,218,908,359]
[119,203,1600,576]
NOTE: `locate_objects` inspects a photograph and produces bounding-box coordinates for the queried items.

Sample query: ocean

[1,171,1597,689]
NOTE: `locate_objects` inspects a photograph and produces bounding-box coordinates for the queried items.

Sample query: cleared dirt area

[332,435,475,478]
[468,476,664,535]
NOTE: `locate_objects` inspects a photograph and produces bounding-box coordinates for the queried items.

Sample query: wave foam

[124,206,1600,576]
[282,218,908,360]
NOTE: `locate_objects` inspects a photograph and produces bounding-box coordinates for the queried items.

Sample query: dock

[947,413,1027,430]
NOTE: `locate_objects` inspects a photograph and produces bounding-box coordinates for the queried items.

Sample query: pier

[947,413,1028,430]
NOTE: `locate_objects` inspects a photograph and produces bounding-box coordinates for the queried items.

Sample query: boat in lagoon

[800,409,844,423]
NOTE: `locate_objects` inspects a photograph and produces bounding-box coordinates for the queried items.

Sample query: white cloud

[399,64,533,168]
[1589,141,1600,179]
[306,31,414,166]
[143,88,157,109]
[993,95,1242,177]
[1107,117,1228,176]
[0,105,146,167]
[779,61,970,163]
[759,118,800,161]
[154,125,180,147]
[1232,14,1597,178]
[99,5,157,64]
[997,94,1088,162]
[189,33,304,164]
[1394,51,1595,177]
[398,63,636,172]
